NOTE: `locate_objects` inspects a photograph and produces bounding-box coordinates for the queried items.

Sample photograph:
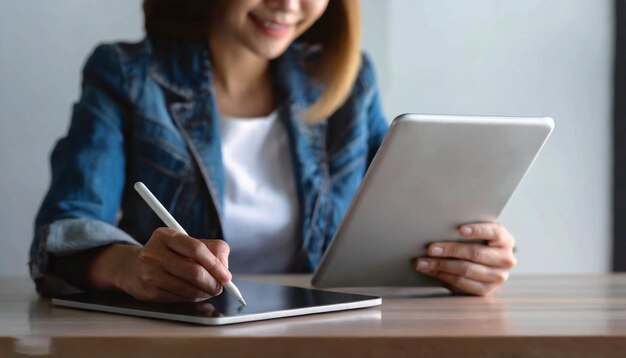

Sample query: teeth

[264,20,285,30]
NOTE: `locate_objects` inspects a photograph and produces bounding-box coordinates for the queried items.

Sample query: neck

[208,28,276,117]
[208,33,270,97]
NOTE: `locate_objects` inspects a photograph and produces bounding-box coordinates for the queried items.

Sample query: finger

[415,258,509,284]
[155,269,218,301]
[134,285,196,303]
[164,253,223,295]
[428,271,496,296]
[136,264,217,301]
[139,237,224,294]
[164,232,232,283]
[202,239,230,269]
[150,288,196,303]
[458,223,515,248]
[427,243,517,268]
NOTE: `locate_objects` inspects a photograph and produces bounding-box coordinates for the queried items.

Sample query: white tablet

[52,280,381,325]
[312,114,554,288]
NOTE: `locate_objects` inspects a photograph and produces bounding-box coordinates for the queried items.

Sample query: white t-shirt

[219,110,300,273]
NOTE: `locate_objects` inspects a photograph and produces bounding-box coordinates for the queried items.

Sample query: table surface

[2,274,626,357]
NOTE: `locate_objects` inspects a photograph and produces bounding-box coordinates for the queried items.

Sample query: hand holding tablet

[312,114,554,291]
[416,222,517,295]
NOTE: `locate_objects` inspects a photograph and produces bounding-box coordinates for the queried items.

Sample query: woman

[31,0,517,302]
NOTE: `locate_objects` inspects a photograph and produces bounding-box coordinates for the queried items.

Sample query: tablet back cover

[312,114,554,287]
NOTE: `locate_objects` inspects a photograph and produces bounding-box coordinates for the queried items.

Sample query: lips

[250,14,293,38]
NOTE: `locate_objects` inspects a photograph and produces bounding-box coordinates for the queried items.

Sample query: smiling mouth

[264,19,290,29]
[250,14,295,38]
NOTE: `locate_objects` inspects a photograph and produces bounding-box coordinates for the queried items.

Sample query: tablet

[51,280,381,325]
[312,114,554,288]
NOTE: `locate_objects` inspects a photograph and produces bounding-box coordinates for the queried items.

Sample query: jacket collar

[148,37,213,100]
[148,36,322,108]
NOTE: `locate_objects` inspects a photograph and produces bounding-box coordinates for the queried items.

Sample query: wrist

[89,244,141,292]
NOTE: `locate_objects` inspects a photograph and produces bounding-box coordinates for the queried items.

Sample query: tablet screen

[52,280,381,325]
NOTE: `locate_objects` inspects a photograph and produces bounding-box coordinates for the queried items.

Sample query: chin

[252,43,292,60]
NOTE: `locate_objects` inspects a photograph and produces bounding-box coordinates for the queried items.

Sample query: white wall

[0,1,613,275]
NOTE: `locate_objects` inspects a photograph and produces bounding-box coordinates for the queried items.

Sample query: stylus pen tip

[224,281,246,306]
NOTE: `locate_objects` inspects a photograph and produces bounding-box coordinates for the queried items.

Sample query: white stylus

[133,181,246,306]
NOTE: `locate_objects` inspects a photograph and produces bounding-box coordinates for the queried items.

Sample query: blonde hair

[143,0,362,122]
[297,0,362,122]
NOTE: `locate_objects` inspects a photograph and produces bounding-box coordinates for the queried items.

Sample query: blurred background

[0,0,614,276]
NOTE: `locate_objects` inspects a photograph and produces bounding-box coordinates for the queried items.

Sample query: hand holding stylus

[122,182,245,304]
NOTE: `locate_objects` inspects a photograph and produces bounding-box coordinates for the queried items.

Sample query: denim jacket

[30,37,389,294]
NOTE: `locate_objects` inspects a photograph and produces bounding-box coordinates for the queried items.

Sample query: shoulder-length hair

[143,0,362,122]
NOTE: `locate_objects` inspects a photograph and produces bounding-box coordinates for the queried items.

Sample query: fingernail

[461,226,473,236]
[416,259,430,271]
[430,245,444,256]
[221,269,232,282]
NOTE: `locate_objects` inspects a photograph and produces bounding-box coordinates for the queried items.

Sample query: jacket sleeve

[30,44,141,296]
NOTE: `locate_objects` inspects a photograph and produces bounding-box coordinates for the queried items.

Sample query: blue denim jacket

[30,37,389,294]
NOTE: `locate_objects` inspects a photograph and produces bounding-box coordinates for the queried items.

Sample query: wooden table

[2,274,626,357]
